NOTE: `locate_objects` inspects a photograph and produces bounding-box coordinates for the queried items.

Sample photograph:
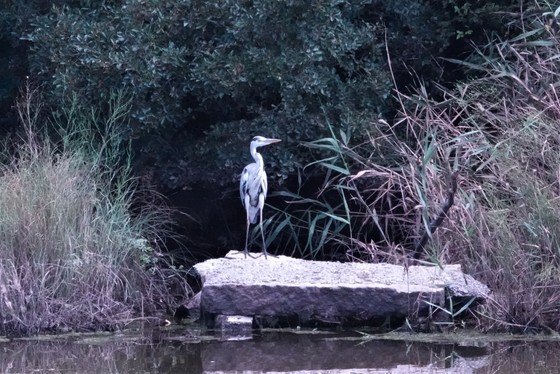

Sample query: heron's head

[251,136,282,148]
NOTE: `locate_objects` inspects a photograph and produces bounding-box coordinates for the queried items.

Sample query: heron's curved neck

[250,143,264,170]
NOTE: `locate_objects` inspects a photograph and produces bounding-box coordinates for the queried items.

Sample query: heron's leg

[244,214,250,258]
[258,194,276,258]
[243,196,257,259]
[243,219,258,259]
[259,205,268,259]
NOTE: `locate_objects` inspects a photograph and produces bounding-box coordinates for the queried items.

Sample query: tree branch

[413,171,458,260]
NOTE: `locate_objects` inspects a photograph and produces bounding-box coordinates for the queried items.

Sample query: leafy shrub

[24,0,515,189]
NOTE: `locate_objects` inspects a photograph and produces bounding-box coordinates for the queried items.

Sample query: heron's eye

[252,136,259,141]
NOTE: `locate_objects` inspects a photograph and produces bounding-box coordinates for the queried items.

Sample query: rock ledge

[193,251,489,327]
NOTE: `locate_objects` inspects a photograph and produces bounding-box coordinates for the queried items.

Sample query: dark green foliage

[355,0,519,98]
[23,0,516,189]
[26,0,388,187]
[0,1,104,134]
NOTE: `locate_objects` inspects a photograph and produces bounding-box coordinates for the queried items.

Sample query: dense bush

[23,0,516,189]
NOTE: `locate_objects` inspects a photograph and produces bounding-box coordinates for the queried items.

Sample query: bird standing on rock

[240,136,282,258]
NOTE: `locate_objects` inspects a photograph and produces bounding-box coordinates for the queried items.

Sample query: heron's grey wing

[241,163,261,205]
[260,169,268,200]
[240,165,250,207]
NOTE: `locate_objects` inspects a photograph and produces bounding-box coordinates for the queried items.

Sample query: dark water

[1,327,559,373]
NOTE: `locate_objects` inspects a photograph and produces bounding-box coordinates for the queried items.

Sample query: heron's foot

[260,250,277,259]
[244,249,258,259]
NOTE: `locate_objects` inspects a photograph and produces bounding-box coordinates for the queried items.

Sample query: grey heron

[240,136,282,258]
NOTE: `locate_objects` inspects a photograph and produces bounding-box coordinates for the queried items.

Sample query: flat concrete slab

[193,251,489,326]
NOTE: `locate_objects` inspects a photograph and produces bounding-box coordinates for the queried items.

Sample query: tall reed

[354,3,560,331]
[0,86,184,336]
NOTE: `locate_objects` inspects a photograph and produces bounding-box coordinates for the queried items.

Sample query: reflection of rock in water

[5,330,560,373]
[200,332,490,373]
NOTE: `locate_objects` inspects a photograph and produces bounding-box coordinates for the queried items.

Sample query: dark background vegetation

[0,0,518,261]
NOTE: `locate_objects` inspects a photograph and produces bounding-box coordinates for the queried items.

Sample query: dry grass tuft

[0,85,187,336]
[349,4,560,331]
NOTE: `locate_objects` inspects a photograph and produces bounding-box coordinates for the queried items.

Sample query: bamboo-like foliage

[383,3,560,331]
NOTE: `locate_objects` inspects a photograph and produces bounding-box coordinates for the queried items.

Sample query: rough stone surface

[193,251,490,325]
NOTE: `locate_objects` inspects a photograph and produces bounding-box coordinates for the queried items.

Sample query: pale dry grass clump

[0,88,185,336]
[349,4,560,331]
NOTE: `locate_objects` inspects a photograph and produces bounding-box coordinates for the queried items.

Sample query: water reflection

[482,341,560,373]
[0,335,202,374]
[202,332,488,372]
[0,328,559,373]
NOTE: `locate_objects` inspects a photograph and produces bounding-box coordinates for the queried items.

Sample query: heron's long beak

[264,138,282,145]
